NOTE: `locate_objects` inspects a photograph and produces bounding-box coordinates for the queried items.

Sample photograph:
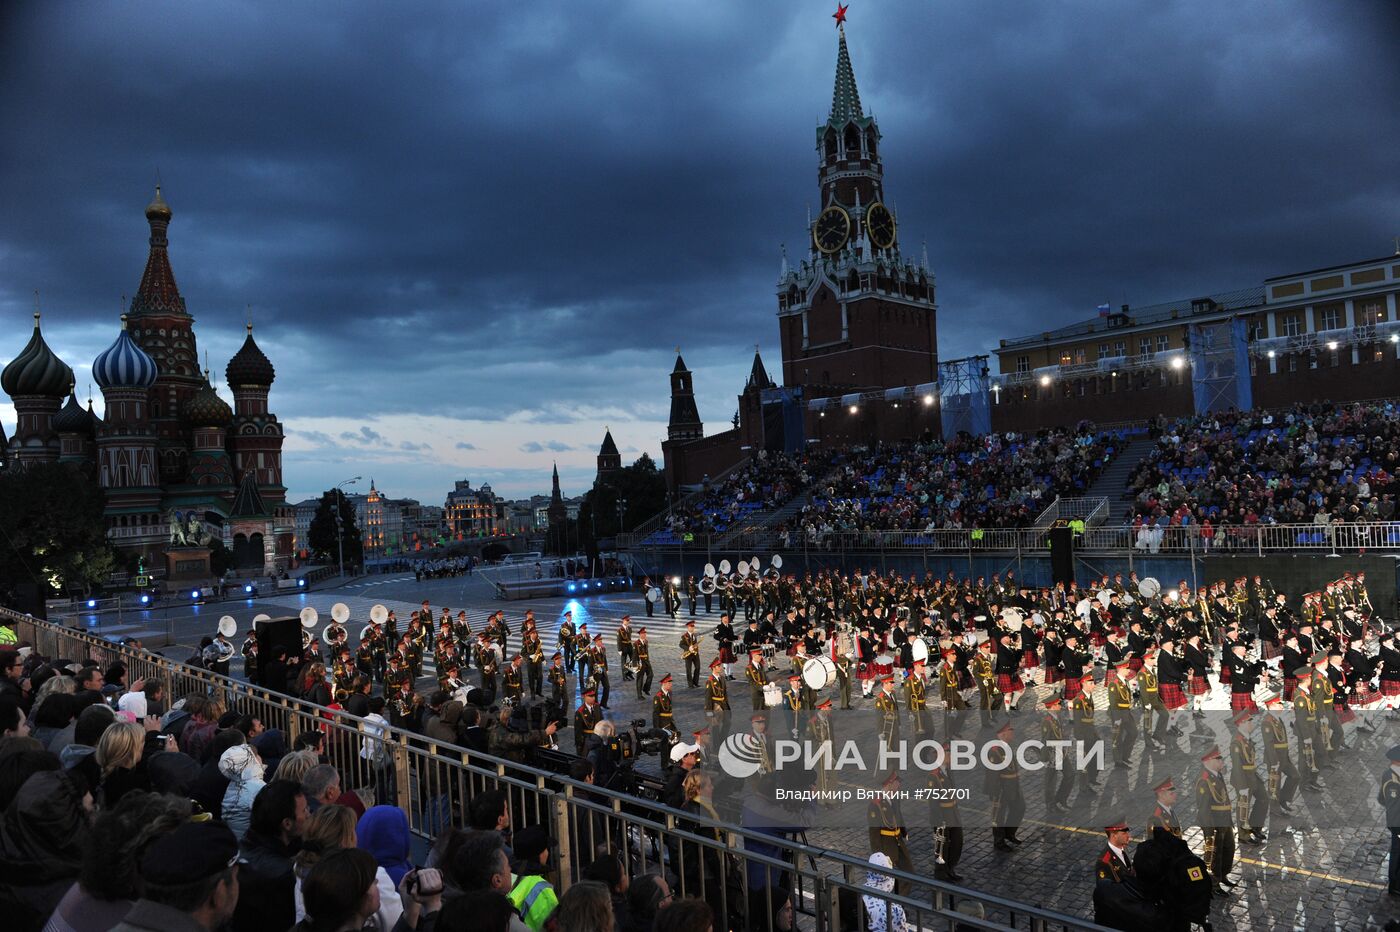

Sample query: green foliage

[578,452,667,548]
[307,490,363,566]
[0,462,115,597]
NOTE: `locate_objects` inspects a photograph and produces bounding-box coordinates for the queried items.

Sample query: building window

[1073,348,1087,365]
[1138,338,1151,357]
[1357,299,1387,325]
[1248,320,1266,341]
[1113,341,1125,357]
[1155,334,1169,354]
[1015,356,1029,374]
[1059,351,1072,366]
[1282,316,1301,337]
[1318,306,1340,332]
[1098,343,1109,360]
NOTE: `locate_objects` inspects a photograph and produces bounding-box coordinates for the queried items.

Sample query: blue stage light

[86,599,97,609]
[567,583,576,593]
[139,595,150,605]
[297,579,307,588]
[190,589,201,599]
[244,584,254,594]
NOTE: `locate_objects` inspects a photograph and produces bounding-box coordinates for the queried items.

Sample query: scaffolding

[1188,317,1252,415]
[938,354,991,436]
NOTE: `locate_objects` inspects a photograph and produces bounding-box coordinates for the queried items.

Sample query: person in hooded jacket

[0,770,93,932]
[357,805,416,889]
[219,743,268,840]
[190,728,248,819]
[861,851,908,932]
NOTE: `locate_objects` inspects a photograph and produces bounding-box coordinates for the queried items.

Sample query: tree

[0,462,115,599]
[578,453,668,553]
[307,490,363,567]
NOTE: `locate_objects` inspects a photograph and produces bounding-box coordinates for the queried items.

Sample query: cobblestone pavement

[76,574,1400,930]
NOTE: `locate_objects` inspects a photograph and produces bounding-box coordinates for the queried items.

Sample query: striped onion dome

[1,314,73,398]
[183,372,233,427]
[52,391,96,435]
[93,315,158,390]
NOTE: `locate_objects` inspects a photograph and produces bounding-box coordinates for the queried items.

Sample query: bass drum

[763,683,785,708]
[910,638,929,664]
[802,655,838,691]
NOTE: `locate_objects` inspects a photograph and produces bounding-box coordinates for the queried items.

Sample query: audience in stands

[795,425,1118,542]
[1127,401,1398,533]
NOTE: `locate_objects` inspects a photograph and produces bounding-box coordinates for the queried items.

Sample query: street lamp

[335,476,361,579]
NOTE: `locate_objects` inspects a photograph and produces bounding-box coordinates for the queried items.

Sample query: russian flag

[1096,304,1112,317]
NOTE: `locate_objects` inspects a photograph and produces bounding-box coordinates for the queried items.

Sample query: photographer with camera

[585,719,620,791]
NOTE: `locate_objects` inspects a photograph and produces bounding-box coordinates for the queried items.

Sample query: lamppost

[335,476,361,578]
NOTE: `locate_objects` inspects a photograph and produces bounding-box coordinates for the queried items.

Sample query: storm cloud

[1,0,1396,502]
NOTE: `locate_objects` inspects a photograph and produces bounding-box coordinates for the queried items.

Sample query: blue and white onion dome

[93,315,158,390]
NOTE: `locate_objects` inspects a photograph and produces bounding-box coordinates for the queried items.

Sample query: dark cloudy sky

[2,0,1397,504]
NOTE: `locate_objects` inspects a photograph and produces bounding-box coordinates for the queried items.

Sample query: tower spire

[551,462,562,503]
[829,22,864,126]
[130,184,187,317]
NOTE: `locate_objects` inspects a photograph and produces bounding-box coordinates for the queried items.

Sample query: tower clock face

[813,205,851,254]
[865,202,896,250]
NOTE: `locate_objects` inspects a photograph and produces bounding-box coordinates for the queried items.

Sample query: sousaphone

[299,607,319,649]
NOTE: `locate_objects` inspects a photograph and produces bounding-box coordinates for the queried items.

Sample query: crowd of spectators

[651,450,826,542]
[791,425,1121,543]
[0,645,774,932]
[1126,401,1398,532]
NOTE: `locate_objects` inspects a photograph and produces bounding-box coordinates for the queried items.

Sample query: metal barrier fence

[624,521,1400,558]
[1,607,1109,932]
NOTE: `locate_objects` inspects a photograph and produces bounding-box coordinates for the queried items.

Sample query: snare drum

[872,653,895,677]
[763,683,784,707]
[802,656,837,691]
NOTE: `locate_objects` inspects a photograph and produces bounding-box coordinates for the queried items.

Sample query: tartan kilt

[719,645,736,664]
[997,673,1024,694]
[1218,665,1231,684]
[1350,683,1377,707]
[1229,692,1257,712]
[1187,674,1210,696]
[1159,682,1187,710]
[1022,649,1040,669]
[1282,677,1297,701]
[1261,641,1282,660]
[1128,658,1144,673]
[1336,706,1356,724]
[857,663,874,682]
[1044,667,1063,685]
[1062,678,1083,700]
[1380,679,1400,697]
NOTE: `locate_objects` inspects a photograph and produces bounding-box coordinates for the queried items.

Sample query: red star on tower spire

[833,3,848,28]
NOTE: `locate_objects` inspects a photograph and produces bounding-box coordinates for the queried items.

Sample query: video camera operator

[487,701,558,766]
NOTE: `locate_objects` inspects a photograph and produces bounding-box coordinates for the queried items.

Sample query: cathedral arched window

[865,129,878,158]
[824,129,837,160]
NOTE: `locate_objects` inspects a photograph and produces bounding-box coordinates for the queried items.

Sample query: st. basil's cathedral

[0,187,293,576]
